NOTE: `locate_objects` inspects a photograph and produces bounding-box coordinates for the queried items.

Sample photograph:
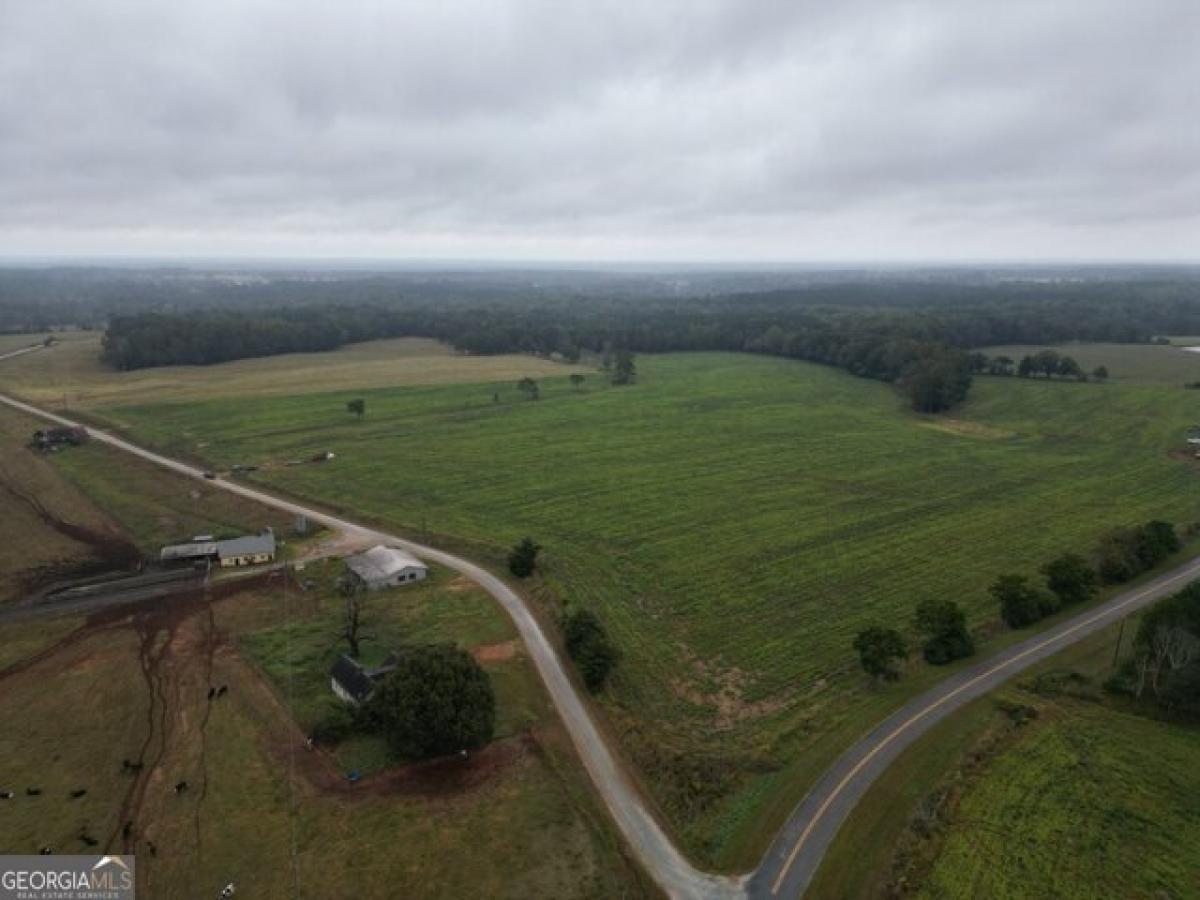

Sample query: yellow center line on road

[769,560,1200,896]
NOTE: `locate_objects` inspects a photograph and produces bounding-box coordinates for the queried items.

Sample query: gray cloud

[0,0,1197,260]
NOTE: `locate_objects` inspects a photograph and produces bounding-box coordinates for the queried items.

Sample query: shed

[343,545,428,591]
[330,653,399,705]
[160,541,219,564]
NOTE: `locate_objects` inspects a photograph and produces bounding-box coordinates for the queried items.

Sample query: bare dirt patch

[670,648,788,731]
[473,640,519,663]
[917,418,1015,440]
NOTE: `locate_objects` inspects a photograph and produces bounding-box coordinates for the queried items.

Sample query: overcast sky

[1,1,1197,263]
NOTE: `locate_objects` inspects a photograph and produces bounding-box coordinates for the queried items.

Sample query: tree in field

[338,577,370,657]
[1091,365,1109,381]
[853,627,908,681]
[611,350,637,386]
[1096,527,1143,583]
[992,574,1057,628]
[1032,349,1061,378]
[563,609,619,691]
[507,537,541,578]
[1138,520,1181,565]
[1097,521,1180,583]
[968,352,990,374]
[517,377,540,400]
[1057,356,1085,381]
[1017,355,1035,378]
[1040,553,1097,608]
[570,372,586,391]
[898,351,973,413]
[346,398,366,418]
[987,355,1015,376]
[368,644,495,759]
[914,599,975,665]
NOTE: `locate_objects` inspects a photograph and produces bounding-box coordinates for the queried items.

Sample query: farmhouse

[159,528,276,567]
[330,653,399,705]
[343,545,428,591]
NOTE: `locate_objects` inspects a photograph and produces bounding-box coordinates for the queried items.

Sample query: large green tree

[992,573,1056,628]
[852,627,908,681]
[508,537,541,578]
[1040,553,1097,608]
[368,644,495,760]
[563,609,619,691]
[611,350,637,386]
[914,599,975,665]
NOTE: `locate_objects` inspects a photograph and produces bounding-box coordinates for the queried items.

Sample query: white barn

[343,545,428,591]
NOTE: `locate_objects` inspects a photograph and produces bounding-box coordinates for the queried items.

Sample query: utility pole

[1111,617,1127,672]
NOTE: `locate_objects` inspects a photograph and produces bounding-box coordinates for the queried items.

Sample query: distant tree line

[968,350,1108,381]
[90,274,1200,412]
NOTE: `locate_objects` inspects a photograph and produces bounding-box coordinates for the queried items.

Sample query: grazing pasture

[59,348,1200,865]
[0,389,648,897]
[0,406,133,602]
[0,584,651,899]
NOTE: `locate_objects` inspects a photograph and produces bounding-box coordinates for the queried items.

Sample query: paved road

[3,357,1195,899]
[0,388,743,900]
[748,552,1200,899]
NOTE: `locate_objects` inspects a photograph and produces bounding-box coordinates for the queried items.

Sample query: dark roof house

[330,653,399,705]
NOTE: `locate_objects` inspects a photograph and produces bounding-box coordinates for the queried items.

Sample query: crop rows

[102,351,1200,861]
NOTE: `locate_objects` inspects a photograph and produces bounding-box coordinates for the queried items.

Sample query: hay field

[0,331,586,407]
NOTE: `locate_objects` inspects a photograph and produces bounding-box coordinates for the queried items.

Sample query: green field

[914,699,1200,900]
[27,345,1200,865]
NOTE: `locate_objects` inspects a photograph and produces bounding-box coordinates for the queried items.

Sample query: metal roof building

[160,529,276,567]
[160,541,219,563]
[216,531,276,567]
[343,545,428,591]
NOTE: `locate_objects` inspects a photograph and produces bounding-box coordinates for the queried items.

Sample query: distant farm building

[342,545,428,591]
[330,653,399,705]
[159,528,276,567]
[32,426,88,451]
